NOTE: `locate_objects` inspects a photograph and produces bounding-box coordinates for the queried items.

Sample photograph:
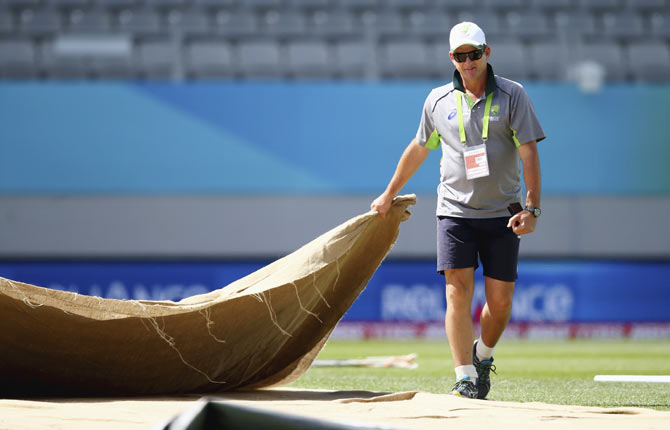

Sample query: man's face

[450,45,490,82]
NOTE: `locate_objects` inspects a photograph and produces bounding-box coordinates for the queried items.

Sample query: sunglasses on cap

[452,48,484,63]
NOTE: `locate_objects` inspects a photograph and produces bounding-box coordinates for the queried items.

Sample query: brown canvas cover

[0,195,416,397]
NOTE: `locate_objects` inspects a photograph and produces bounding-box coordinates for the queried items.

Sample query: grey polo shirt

[416,65,545,218]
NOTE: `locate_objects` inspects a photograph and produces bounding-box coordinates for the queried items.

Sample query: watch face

[526,206,541,217]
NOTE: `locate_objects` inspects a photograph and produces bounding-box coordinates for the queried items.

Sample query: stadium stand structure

[0,0,668,81]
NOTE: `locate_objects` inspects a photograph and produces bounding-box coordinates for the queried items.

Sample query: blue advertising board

[1,260,668,323]
[1,83,669,195]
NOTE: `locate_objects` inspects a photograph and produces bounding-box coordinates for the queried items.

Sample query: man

[371,22,545,399]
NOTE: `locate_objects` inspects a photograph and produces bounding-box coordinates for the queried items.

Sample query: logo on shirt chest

[446,110,500,121]
[446,104,501,122]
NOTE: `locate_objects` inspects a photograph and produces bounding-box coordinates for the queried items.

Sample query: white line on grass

[594,375,670,383]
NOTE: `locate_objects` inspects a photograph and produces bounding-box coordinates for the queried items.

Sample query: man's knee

[444,268,475,302]
[487,295,513,314]
[444,267,474,286]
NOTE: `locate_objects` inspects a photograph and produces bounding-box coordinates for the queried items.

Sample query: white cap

[449,22,486,52]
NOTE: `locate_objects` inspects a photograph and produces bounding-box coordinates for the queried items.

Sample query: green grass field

[289,339,670,410]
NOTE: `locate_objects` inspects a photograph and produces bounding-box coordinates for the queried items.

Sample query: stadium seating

[309,8,357,37]
[0,9,14,35]
[530,41,566,80]
[64,8,113,33]
[0,0,667,82]
[379,38,435,78]
[0,38,37,77]
[285,38,332,77]
[405,8,452,38]
[579,42,628,80]
[334,38,370,78]
[136,39,177,79]
[185,39,234,78]
[213,9,258,37]
[627,41,670,81]
[237,39,283,78]
[601,11,645,40]
[489,40,530,80]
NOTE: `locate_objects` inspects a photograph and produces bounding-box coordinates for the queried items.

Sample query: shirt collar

[453,64,497,97]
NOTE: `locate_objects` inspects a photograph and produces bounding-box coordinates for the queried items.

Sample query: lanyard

[455,91,493,144]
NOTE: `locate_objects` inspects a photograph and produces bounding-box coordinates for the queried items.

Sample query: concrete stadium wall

[1,194,668,259]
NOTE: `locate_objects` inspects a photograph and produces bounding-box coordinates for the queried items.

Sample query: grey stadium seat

[624,0,666,11]
[484,0,526,12]
[602,11,645,40]
[65,8,112,33]
[117,8,163,37]
[0,39,37,77]
[243,0,283,10]
[50,0,90,9]
[259,9,307,37]
[336,0,378,10]
[5,0,41,7]
[650,12,670,39]
[144,0,189,9]
[18,7,62,37]
[288,0,331,10]
[40,38,88,78]
[364,9,405,37]
[529,0,575,12]
[627,41,670,82]
[386,0,428,10]
[442,0,486,13]
[530,41,569,80]
[97,0,140,7]
[334,39,372,78]
[213,9,258,37]
[577,0,621,12]
[185,40,234,78]
[380,39,435,79]
[286,39,332,78]
[165,9,211,36]
[0,9,14,35]
[488,40,529,81]
[502,11,552,40]
[406,8,453,37]
[579,42,628,80]
[310,9,358,37]
[192,0,236,8]
[553,12,598,40]
[237,39,282,78]
[137,39,178,78]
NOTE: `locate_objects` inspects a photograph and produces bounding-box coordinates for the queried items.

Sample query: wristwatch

[525,206,541,217]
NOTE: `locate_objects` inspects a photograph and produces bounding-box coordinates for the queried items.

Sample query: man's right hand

[370,139,429,219]
[370,193,394,218]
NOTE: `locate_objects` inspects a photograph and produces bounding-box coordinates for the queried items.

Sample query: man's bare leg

[479,276,515,349]
[444,267,476,367]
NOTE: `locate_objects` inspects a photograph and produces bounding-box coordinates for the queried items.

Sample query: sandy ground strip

[1,388,669,430]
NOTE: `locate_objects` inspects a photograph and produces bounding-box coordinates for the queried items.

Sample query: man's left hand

[507,210,537,235]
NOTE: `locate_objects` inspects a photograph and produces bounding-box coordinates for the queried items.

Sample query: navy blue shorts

[437,216,520,282]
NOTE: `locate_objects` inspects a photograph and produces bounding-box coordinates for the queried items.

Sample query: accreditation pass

[464,144,490,180]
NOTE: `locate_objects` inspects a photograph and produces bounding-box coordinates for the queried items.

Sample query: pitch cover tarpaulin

[0,196,415,397]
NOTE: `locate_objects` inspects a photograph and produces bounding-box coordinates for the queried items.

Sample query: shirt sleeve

[509,85,546,146]
[415,92,441,149]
